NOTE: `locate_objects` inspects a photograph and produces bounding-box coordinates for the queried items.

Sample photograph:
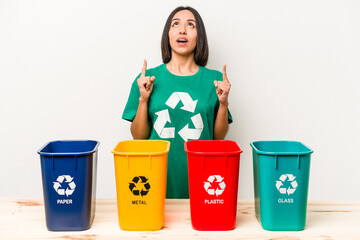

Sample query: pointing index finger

[141,59,147,77]
[222,65,229,83]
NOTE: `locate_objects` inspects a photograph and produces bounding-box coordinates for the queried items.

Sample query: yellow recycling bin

[112,140,170,231]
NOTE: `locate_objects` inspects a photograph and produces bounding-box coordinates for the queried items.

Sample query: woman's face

[168,10,197,57]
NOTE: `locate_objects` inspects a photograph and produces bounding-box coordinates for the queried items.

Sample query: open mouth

[176,38,188,44]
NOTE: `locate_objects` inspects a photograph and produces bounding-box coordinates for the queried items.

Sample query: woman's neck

[166,52,199,76]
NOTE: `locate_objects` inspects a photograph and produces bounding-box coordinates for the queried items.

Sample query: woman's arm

[214,102,229,140]
[130,60,155,139]
[213,65,231,140]
[130,97,151,139]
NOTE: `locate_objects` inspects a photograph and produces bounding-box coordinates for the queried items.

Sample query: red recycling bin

[185,140,242,231]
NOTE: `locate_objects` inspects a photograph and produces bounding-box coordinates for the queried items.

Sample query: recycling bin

[112,140,170,231]
[185,140,242,231]
[38,140,99,231]
[250,140,313,231]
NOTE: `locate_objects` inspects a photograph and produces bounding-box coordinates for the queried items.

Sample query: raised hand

[213,65,231,105]
[137,59,155,101]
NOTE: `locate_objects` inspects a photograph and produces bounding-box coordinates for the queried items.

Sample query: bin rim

[37,140,100,156]
[111,140,170,156]
[250,140,313,156]
[184,140,243,156]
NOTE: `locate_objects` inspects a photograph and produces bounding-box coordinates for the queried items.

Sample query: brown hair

[161,6,209,66]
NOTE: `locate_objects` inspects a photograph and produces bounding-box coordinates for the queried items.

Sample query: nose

[179,23,186,35]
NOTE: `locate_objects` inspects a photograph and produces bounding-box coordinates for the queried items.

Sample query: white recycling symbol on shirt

[53,175,76,197]
[275,174,298,195]
[154,92,203,141]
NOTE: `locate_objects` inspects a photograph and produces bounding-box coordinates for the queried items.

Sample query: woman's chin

[172,48,195,57]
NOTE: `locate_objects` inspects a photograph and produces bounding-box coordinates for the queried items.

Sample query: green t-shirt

[122,64,233,199]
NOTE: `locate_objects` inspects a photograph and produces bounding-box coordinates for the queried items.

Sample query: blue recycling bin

[250,140,313,231]
[38,140,99,231]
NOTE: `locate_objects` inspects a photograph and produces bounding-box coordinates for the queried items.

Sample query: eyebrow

[171,18,196,22]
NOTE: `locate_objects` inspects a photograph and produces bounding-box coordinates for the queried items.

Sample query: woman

[122,6,232,199]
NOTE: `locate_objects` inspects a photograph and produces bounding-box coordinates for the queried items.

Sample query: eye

[171,21,179,27]
[188,22,196,28]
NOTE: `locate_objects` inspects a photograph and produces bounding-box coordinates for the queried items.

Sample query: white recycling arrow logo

[166,92,198,113]
[178,113,203,142]
[154,92,203,141]
[53,175,76,197]
[154,109,175,138]
[204,175,226,197]
[276,174,298,195]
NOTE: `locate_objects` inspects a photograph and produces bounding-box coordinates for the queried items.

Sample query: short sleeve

[228,108,233,124]
[227,109,233,124]
[122,74,141,122]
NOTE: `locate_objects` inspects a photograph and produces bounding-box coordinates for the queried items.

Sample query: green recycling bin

[250,141,313,231]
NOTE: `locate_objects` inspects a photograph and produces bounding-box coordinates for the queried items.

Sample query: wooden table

[0,199,359,239]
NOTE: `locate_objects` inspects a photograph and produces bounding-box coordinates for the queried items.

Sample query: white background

[0,0,359,200]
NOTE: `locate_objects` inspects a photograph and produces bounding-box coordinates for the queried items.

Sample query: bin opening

[251,141,313,155]
[185,140,242,155]
[112,140,170,155]
[38,140,99,155]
